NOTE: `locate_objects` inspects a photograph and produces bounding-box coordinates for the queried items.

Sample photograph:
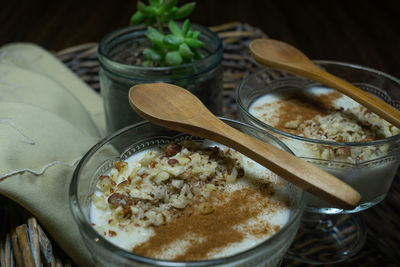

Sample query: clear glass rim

[98,23,223,73]
[69,118,305,266]
[236,60,400,147]
[297,152,400,168]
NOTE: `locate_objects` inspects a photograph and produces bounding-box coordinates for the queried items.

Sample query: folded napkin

[0,43,106,136]
[0,43,105,266]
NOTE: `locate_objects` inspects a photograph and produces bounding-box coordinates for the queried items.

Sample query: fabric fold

[0,43,106,266]
[0,102,98,179]
[0,42,106,137]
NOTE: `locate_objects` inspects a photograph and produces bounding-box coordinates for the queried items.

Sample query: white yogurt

[248,86,400,209]
[90,141,292,260]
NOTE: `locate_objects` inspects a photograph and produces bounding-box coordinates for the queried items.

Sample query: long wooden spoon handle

[174,113,360,209]
[250,38,400,129]
[305,66,400,128]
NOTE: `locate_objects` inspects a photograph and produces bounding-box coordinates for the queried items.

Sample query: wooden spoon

[250,38,400,129]
[129,83,361,209]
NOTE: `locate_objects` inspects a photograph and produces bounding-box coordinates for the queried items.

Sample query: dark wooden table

[1,0,400,266]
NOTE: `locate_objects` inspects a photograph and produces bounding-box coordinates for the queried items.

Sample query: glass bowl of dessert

[236,60,400,263]
[69,118,305,267]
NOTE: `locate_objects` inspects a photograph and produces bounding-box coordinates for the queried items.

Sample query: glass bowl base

[305,194,387,215]
[284,211,367,264]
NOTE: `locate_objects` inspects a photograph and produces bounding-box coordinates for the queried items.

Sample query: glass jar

[98,24,223,134]
[69,118,305,267]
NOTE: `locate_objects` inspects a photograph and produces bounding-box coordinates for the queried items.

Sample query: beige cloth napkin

[0,43,106,136]
[0,43,106,266]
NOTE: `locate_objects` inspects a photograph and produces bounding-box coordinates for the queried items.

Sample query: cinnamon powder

[132,182,285,261]
[256,91,342,135]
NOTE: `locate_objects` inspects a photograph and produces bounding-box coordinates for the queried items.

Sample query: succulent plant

[130,0,204,66]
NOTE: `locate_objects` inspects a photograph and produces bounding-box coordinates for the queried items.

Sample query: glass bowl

[236,60,400,214]
[70,118,305,267]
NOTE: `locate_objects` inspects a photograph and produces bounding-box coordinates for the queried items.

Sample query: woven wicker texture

[1,22,399,267]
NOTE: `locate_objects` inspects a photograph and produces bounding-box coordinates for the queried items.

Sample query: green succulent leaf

[161,0,179,13]
[143,48,162,62]
[137,1,157,16]
[179,43,194,58]
[174,2,195,20]
[146,26,165,46]
[168,20,182,36]
[191,30,200,39]
[165,51,183,66]
[159,6,178,22]
[182,19,190,36]
[130,11,146,25]
[164,34,183,48]
[185,38,204,48]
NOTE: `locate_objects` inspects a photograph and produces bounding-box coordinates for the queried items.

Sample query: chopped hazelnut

[198,202,214,215]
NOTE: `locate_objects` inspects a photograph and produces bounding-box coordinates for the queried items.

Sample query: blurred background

[1,0,399,78]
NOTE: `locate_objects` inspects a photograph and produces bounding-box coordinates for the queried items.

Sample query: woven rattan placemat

[1,22,399,267]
